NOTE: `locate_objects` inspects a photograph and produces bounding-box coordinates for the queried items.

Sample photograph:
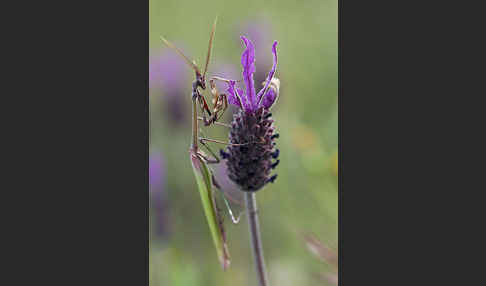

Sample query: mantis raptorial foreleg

[198,117,231,128]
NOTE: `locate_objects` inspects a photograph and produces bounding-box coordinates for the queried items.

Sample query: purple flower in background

[220,37,280,192]
[149,49,189,126]
[149,151,169,238]
[149,50,187,91]
[149,152,165,190]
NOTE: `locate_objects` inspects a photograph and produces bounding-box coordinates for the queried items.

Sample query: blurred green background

[150,0,337,285]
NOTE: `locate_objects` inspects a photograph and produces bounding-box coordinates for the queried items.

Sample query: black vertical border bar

[338,0,481,282]
[3,0,150,284]
[338,0,427,283]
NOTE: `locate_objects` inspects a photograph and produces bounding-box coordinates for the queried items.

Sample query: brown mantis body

[161,18,243,166]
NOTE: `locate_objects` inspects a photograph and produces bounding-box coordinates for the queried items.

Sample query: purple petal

[240,36,257,110]
[237,20,274,69]
[225,80,247,110]
[262,84,278,109]
[226,80,242,108]
[238,21,270,53]
[237,88,245,106]
[257,41,278,105]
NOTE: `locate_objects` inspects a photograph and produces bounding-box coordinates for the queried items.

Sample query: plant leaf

[190,152,230,270]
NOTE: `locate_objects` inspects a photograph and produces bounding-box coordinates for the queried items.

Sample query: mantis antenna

[203,16,218,80]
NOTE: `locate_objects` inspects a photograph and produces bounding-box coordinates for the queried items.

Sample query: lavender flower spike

[221,36,280,192]
[226,36,278,113]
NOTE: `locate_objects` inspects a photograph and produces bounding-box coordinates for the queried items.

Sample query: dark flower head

[221,36,280,192]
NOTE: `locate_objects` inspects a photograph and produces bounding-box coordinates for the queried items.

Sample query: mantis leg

[198,117,231,128]
[210,77,244,110]
[211,76,240,83]
[198,94,212,116]
[198,95,215,126]
[197,136,252,164]
[199,137,247,146]
[214,93,228,123]
[198,139,220,164]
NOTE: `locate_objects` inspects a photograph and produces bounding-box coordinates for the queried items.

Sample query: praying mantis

[161,17,245,270]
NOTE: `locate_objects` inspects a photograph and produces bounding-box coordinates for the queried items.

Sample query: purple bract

[225,36,278,113]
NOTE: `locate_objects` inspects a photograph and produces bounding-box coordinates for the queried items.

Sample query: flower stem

[245,192,269,286]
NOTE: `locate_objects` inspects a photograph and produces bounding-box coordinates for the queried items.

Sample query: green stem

[245,192,269,286]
